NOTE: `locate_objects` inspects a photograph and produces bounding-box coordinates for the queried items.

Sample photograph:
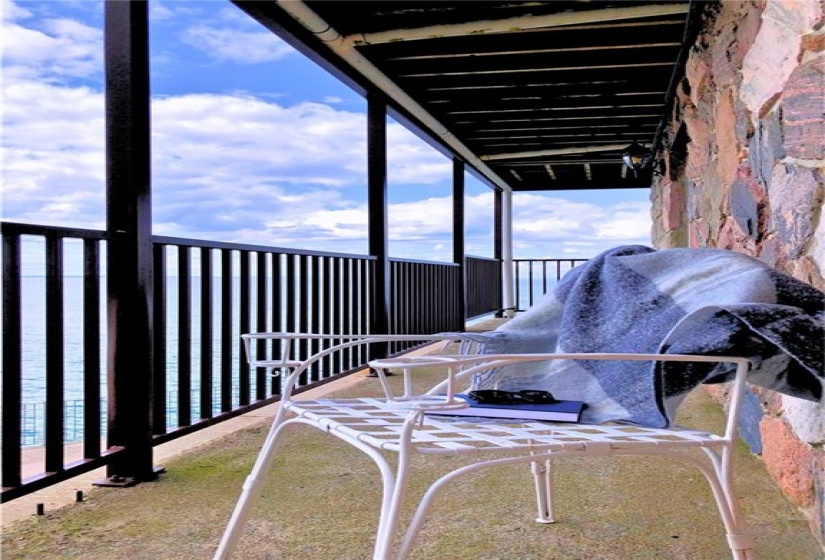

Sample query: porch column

[452,158,466,326]
[501,189,516,318]
[100,0,158,484]
[367,94,391,340]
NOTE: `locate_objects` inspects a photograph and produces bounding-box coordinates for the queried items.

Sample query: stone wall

[650,0,825,545]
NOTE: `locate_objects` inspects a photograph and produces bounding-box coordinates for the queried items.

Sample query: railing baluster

[152,244,167,434]
[255,252,267,400]
[2,233,23,487]
[270,253,282,396]
[359,258,370,362]
[342,258,352,370]
[310,255,321,382]
[239,251,250,406]
[199,248,213,420]
[321,257,332,380]
[331,257,342,373]
[45,236,64,472]
[298,255,310,385]
[220,249,233,412]
[82,239,101,459]
[178,246,191,426]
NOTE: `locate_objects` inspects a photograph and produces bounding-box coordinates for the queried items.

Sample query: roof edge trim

[342,4,690,47]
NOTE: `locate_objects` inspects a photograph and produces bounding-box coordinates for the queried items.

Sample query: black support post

[452,158,466,327]
[367,94,391,344]
[493,189,504,317]
[2,234,22,488]
[100,0,158,485]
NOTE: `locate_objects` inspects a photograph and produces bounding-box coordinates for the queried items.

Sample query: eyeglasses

[466,389,558,405]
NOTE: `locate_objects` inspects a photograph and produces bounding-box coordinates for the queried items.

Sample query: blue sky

[2,0,652,262]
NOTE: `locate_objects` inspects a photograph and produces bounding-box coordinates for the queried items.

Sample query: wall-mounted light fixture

[621,141,665,178]
[622,141,651,177]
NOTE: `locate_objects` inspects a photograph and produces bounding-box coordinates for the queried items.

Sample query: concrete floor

[3,319,822,558]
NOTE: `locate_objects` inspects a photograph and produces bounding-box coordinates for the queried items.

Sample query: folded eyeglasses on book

[466,389,558,405]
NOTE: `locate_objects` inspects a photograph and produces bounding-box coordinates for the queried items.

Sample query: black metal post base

[93,466,166,488]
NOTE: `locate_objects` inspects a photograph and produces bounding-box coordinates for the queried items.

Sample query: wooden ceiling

[235,1,703,191]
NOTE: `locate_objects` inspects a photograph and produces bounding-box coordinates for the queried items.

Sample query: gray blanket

[465,245,824,427]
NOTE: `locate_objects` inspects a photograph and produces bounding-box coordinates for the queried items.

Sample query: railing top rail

[1,221,107,240]
[465,255,498,262]
[152,235,375,259]
[389,257,460,267]
[513,258,589,263]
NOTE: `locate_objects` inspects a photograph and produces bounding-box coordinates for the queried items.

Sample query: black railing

[466,256,502,319]
[149,237,382,439]
[2,222,500,501]
[513,258,588,310]
[2,223,110,496]
[389,258,463,355]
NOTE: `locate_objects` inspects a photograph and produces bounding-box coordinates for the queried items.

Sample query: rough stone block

[802,32,825,52]
[685,53,712,107]
[684,109,712,179]
[662,181,685,232]
[716,89,740,184]
[741,0,821,114]
[749,111,785,188]
[789,256,825,291]
[814,452,825,545]
[768,164,823,258]
[761,417,816,508]
[781,57,825,160]
[689,219,711,248]
[729,174,762,241]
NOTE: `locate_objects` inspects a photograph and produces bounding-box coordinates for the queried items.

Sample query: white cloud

[3,74,456,254]
[2,12,102,81]
[510,193,651,257]
[593,203,651,239]
[181,25,294,64]
[2,0,31,22]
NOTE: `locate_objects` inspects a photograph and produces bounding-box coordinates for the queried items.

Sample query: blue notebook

[427,393,585,423]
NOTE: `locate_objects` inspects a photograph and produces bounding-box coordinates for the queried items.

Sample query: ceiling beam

[399,61,674,79]
[481,143,639,161]
[340,4,690,47]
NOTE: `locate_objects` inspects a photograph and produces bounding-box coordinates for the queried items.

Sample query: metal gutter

[342,4,691,47]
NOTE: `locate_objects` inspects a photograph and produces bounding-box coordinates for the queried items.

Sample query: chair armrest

[240,332,480,402]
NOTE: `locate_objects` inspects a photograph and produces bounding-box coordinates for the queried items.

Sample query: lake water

[15,275,556,446]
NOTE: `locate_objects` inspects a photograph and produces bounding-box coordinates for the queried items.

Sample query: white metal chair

[214,335,755,560]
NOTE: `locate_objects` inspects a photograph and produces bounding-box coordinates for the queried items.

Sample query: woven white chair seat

[292,397,725,454]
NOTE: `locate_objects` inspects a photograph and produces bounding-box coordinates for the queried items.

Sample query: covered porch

[3,0,824,554]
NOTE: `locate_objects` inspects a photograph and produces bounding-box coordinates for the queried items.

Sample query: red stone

[801,33,825,52]
[781,58,825,160]
[662,181,685,232]
[760,417,816,508]
[716,89,740,183]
